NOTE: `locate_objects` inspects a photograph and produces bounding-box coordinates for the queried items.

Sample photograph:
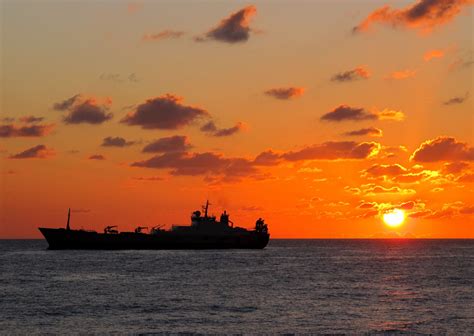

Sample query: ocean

[0,239,473,335]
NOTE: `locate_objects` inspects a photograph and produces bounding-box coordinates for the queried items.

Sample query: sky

[1,0,473,238]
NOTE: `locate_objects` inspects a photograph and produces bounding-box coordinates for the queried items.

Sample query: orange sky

[1,0,473,238]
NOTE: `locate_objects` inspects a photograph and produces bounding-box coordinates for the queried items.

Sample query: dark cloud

[19,116,45,123]
[9,145,54,159]
[121,94,208,130]
[264,87,305,100]
[88,154,106,160]
[142,135,191,153]
[331,66,370,82]
[281,141,381,161]
[53,94,81,111]
[363,164,408,178]
[443,93,469,106]
[353,0,473,34]
[143,30,185,41]
[132,151,257,178]
[442,161,470,174]
[197,5,257,43]
[200,121,243,137]
[321,105,378,122]
[54,94,113,125]
[101,136,135,147]
[2,117,15,122]
[253,150,281,166]
[343,127,383,137]
[0,123,54,137]
[410,136,474,162]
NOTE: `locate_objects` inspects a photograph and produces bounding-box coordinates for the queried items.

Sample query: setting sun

[383,209,406,228]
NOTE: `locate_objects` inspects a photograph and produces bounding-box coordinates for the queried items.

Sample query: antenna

[66,208,71,230]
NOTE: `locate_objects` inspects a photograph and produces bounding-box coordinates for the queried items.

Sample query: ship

[38,201,270,250]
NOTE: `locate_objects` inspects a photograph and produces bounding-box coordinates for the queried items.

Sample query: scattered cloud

[88,154,106,160]
[196,5,257,43]
[331,66,370,82]
[443,92,469,105]
[132,176,164,181]
[132,151,257,178]
[424,49,445,61]
[143,30,185,42]
[442,161,470,174]
[253,150,281,166]
[19,116,44,123]
[9,145,54,159]
[0,123,54,138]
[385,69,417,80]
[362,164,408,178]
[321,105,377,122]
[343,127,383,137]
[353,0,473,34]
[264,87,305,100]
[100,73,140,83]
[200,121,244,137]
[410,136,474,162]
[101,136,135,147]
[376,109,405,121]
[142,135,191,153]
[121,94,208,130]
[281,141,381,161]
[54,94,113,125]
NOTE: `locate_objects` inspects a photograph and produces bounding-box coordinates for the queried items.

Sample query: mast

[66,208,71,230]
[204,200,209,218]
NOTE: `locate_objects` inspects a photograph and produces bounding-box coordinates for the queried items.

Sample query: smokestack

[66,208,71,230]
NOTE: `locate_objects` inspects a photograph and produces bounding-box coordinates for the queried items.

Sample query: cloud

[200,121,244,137]
[331,66,370,82]
[101,136,135,147]
[424,49,445,61]
[457,173,474,183]
[100,73,140,83]
[142,30,185,42]
[0,123,54,137]
[363,164,408,178]
[343,127,383,137]
[443,93,469,105]
[132,151,257,178]
[442,161,470,174]
[281,141,381,161]
[132,176,164,181]
[19,116,44,123]
[360,184,416,195]
[253,150,281,166]
[54,94,113,125]
[88,154,106,160]
[353,0,473,34]
[142,135,191,153]
[385,69,417,80]
[410,136,474,162]
[264,87,305,100]
[197,5,257,43]
[121,94,209,130]
[376,109,405,121]
[53,94,81,111]
[9,145,54,159]
[321,105,378,122]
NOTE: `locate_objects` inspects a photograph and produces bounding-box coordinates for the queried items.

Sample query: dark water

[0,240,473,335]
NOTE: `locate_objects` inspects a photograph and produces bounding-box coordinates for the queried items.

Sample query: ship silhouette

[39,201,269,249]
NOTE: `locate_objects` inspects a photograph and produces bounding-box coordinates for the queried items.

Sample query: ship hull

[38,228,270,250]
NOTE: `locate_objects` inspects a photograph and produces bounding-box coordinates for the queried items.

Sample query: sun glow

[383,209,405,228]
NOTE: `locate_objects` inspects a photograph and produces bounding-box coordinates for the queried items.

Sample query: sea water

[1,239,473,334]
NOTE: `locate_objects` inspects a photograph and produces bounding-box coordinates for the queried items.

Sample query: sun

[383,209,405,228]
